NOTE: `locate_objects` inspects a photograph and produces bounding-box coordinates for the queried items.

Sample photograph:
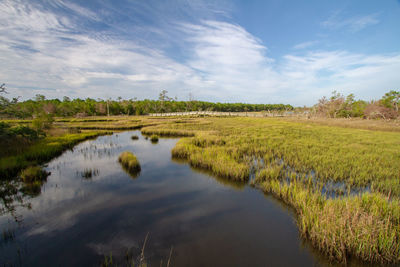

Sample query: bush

[32,113,54,131]
[364,102,398,119]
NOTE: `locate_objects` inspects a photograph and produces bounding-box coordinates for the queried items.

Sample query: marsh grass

[2,115,400,265]
[0,131,111,179]
[141,127,195,137]
[150,135,159,143]
[131,135,139,140]
[257,176,400,264]
[158,116,400,264]
[19,165,50,197]
[118,151,141,174]
[80,168,99,179]
[20,166,49,183]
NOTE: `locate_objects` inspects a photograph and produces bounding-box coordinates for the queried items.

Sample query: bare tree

[0,83,7,93]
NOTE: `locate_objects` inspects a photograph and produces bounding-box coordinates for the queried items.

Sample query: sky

[0,0,399,106]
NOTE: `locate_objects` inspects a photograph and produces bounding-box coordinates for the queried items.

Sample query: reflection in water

[0,130,370,267]
[171,157,246,191]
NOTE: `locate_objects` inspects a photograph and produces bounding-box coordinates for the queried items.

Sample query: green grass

[150,135,159,143]
[20,166,49,183]
[141,127,195,137]
[0,131,111,179]
[118,151,141,174]
[144,116,400,264]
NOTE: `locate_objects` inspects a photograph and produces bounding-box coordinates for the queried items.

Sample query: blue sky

[0,0,399,105]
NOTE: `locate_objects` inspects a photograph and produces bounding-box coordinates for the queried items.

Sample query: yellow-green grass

[20,166,49,183]
[118,151,141,174]
[0,131,111,179]
[150,135,159,142]
[257,176,400,264]
[146,116,400,264]
[284,117,400,132]
[141,127,195,137]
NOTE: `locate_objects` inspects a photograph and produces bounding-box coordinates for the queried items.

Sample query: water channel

[1,131,354,266]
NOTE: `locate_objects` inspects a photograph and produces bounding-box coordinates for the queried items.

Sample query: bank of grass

[254,168,400,264]
[118,151,141,174]
[148,116,400,264]
[141,127,195,137]
[0,131,111,178]
[20,166,49,183]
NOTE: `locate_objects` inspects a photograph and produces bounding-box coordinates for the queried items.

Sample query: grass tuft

[118,151,141,174]
[150,135,159,143]
[20,166,49,183]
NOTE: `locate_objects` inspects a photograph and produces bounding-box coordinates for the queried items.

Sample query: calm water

[1,131,334,266]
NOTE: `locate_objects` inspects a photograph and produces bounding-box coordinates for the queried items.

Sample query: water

[1,131,330,266]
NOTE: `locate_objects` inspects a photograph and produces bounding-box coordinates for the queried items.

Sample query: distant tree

[381,90,400,112]
[35,94,46,102]
[158,90,172,102]
[0,83,7,93]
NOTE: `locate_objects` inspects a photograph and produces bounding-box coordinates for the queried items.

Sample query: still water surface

[1,131,330,266]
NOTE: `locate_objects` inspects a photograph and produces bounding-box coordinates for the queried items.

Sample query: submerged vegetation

[118,151,141,174]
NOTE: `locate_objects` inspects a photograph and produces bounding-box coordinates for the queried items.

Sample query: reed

[131,135,139,140]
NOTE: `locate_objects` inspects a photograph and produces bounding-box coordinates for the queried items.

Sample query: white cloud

[0,1,398,106]
[293,41,319,50]
[322,11,380,32]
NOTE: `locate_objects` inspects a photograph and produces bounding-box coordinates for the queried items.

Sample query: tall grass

[0,131,111,179]
[257,175,400,264]
[155,116,400,264]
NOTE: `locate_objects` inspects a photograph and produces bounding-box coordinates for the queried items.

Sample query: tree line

[0,90,293,118]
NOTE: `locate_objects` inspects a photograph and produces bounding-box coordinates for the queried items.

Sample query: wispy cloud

[293,41,319,50]
[322,11,380,32]
[0,0,398,106]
